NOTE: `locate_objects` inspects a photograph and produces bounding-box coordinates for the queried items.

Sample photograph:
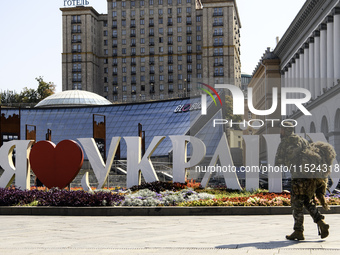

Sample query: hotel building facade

[60,0,241,103]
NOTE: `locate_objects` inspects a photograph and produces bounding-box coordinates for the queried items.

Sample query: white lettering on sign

[173,103,201,113]
[64,0,90,7]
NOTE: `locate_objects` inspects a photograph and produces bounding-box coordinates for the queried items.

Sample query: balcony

[131,71,136,75]
[131,80,137,84]
[168,79,173,83]
[187,41,192,44]
[130,33,136,37]
[168,89,174,92]
[149,61,155,65]
[112,34,118,38]
[131,52,136,56]
[213,32,224,36]
[71,39,82,43]
[187,69,192,73]
[72,78,82,82]
[112,24,117,28]
[149,23,154,27]
[113,90,118,95]
[168,41,173,45]
[112,62,118,66]
[187,59,192,63]
[213,52,224,56]
[72,49,82,53]
[113,81,118,85]
[167,31,173,36]
[168,69,173,73]
[186,21,192,25]
[113,72,118,76]
[213,12,223,16]
[149,32,154,36]
[149,80,155,83]
[213,22,224,26]
[131,43,136,47]
[150,88,155,93]
[214,73,224,77]
[131,62,137,66]
[213,42,224,46]
[113,52,118,56]
[71,20,81,24]
[168,50,173,54]
[149,42,155,46]
[72,69,81,72]
[187,50,192,53]
[131,90,136,94]
[149,51,155,55]
[214,62,224,66]
[112,44,118,48]
[72,59,82,62]
[186,30,192,34]
[167,22,173,26]
[149,70,155,74]
[72,29,81,33]
[130,24,136,28]
[168,60,173,64]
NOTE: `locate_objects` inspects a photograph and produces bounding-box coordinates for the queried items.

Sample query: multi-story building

[60,0,241,103]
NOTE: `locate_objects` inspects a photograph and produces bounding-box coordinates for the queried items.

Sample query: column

[326,16,334,88]
[320,23,327,94]
[299,48,305,90]
[308,37,315,98]
[294,54,299,113]
[303,43,309,91]
[314,30,321,97]
[288,62,293,116]
[333,7,340,81]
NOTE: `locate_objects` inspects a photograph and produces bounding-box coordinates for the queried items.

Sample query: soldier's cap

[281,122,295,135]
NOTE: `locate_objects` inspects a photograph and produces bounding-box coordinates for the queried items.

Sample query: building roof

[35,90,112,108]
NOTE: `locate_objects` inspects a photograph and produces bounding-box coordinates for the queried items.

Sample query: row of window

[112,0,194,8]
[112,18,201,27]
[108,46,202,55]
[106,83,193,94]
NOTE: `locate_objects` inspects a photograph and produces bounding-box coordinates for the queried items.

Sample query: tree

[20,87,39,103]
[36,76,56,100]
[225,95,243,130]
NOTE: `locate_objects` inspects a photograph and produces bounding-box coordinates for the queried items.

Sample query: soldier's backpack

[300,141,336,210]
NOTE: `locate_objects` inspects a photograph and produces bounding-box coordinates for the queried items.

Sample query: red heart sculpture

[29,140,84,189]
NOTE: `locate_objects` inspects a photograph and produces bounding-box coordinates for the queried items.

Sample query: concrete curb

[0,206,340,216]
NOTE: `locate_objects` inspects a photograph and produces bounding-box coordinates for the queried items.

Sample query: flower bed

[1,181,340,207]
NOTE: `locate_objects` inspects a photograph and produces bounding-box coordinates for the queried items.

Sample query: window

[177,0,181,4]
[122,20,126,26]
[122,1,126,7]
[196,16,201,22]
[123,67,127,73]
[159,28,163,34]
[141,66,145,72]
[159,0,163,4]
[160,84,164,91]
[123,76,127,82]
[197,73,202,79]
[141,47,145,53]
[104,49,108,55]
[177,17,182,23]
[168,8,172,14]
[122,39,126,45]
[131,1,135,7]
[113,11,117,17]
[197,26,201,32]
[177,8,181,14]
[177,36,182,42]
[141,29,145,34]
[197,45,201,51]
[186,0,191,3]
[197,64,202,70]
[168,0,172,4]
[159,17,163,24]
[178,55,182,61]
[122,48,126,54]
[122,11,126,17]
[159,46,164,53]
[141,38,145,44]
[178,46,182,52]
[150,0,154,5]
[140,10,145,16]
[150,9,154,15]
[140,19,145,25]
[178,64,182,70]
[160,75,164,81]
[196,35,201,41]
[159,9,163,15]
[131,10,136,16]
[140,0,145,6]
[186,7,191,13]
[178,74,183,80]
[159,56,164,62]
[122,58,126,63]
[177,27,182,33]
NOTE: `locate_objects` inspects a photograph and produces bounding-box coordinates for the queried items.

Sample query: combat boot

[317,219,329,239]
[286,230,305,241]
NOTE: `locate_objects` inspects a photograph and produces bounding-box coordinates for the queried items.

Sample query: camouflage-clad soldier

[275,122,329,241]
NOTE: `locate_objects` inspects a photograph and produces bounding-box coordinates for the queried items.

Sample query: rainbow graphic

[199,83,223,115]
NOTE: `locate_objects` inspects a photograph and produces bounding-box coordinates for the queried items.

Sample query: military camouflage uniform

[275,124,324,232]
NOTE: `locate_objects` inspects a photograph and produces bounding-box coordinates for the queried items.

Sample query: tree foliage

[0,77,55,105]
[225,95,243,130]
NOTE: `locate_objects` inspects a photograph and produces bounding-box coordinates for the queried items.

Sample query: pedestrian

[275,122,333,241]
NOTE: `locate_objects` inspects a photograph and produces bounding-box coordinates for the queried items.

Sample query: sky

[0,0,306,93]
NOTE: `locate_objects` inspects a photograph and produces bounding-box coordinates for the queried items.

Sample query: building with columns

[250,0,340,161]
[60,0,242,103]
